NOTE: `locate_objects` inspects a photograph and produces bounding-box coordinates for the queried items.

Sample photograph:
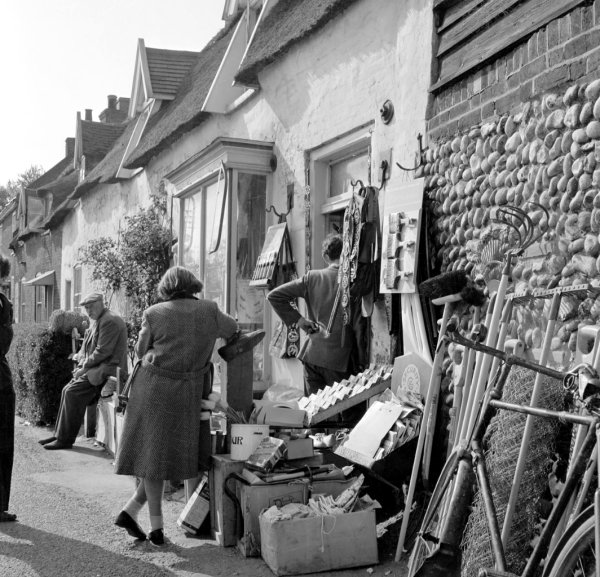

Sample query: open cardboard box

[260,508,378,575]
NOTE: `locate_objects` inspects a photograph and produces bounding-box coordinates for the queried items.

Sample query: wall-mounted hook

[266,205,291,222]
[396,133,426,172]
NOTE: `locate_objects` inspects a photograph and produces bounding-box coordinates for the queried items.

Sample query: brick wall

[428,1,600,142]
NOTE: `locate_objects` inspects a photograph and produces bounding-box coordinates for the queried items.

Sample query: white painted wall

[60,0,433,389]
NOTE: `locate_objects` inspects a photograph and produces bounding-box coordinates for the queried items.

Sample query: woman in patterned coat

[114,266,238,546]
[0,254,15,523]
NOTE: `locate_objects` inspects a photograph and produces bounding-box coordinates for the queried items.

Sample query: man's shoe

[38,436,56,446]
[114,511,147,541]
[218,330,265,362]
[148,528,165,546]
[43,440,73,450]
[0,511,17,522]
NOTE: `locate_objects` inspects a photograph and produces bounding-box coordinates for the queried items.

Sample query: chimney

[117,97,130,111]
[100,95,129,123]
[65,137,75,158]
[85,109,93,121]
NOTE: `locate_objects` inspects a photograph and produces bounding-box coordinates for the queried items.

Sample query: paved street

[0,419,408,577]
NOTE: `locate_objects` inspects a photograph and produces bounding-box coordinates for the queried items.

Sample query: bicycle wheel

[407,447,461,577]
[542,505,596,577]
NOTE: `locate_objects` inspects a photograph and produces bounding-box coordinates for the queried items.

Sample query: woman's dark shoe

[0,511,17,522]
[148,528,165,546]
[38,436,56,446]
[114,511,146,540]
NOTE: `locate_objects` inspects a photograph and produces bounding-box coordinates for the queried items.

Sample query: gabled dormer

[202,0,269,113]
[117,40,201,179]
[128,39,200,116]
[12,138,76,243]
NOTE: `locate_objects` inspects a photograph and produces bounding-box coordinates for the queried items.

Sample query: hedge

[8,310,88,426]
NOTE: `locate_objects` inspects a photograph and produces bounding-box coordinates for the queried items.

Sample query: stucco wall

[61,0,433,389]
[134,0,433,389]
[60,179,150,315]
[13,231,61,322]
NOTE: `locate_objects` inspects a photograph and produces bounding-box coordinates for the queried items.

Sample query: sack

[117,360,141,414]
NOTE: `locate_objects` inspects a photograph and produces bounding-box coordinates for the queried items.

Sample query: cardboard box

[237,479,309,557]
[309,478,354,499]
[246,437,286,473]
[177,474,210,534]
[259,509,378,575]
[253,404,307,427]
[209,454,245,546]
[285,438,313,461]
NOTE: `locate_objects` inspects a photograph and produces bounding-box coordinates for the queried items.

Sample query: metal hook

[266,205,290,221]
[396,133,426,172]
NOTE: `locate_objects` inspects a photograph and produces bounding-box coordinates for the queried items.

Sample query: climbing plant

[79,192,172,345]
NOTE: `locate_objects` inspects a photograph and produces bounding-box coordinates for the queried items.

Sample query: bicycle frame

[418,329,600,577]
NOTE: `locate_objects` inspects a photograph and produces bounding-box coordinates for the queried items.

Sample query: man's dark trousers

[54,376,99,445]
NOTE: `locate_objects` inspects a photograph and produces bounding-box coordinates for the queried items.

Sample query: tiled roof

[235,0,361,86]
[74,117,139,198]
[146,47,200,98]
[81,120,127,162]
[125,16,240,169]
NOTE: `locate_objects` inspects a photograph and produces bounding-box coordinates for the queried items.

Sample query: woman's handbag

[117,360,141,414]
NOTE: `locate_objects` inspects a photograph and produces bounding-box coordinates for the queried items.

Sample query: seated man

[40,292,129,450]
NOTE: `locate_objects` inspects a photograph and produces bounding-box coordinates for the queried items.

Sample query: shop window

[169,137,274,391]
[309,124,372,266]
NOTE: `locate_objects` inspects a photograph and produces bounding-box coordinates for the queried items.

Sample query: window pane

[236,173,266,383]
[204,179,228,309]
[181,190,202,280]
[329,151,368,197]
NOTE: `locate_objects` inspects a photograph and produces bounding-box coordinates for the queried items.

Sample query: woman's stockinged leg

[123,477,147,520]
[144,478,165,546]
[145,478,164,534]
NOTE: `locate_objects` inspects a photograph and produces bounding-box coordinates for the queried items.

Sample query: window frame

[73,266,82,311]
[308,123,373,268]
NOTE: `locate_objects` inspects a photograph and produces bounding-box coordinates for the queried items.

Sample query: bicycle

[407,319,600,577]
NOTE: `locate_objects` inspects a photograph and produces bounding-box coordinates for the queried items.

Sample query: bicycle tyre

[407,447,461,577]
[542,505,595,577]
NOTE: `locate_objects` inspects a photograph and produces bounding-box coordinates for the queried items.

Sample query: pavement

[0,418,410,577]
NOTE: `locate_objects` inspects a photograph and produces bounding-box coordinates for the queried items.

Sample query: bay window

[168,138,274,390]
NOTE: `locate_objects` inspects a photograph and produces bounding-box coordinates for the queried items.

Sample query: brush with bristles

[419,270,486,306]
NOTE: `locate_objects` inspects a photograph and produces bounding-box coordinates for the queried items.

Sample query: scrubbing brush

[419,270,486,306]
